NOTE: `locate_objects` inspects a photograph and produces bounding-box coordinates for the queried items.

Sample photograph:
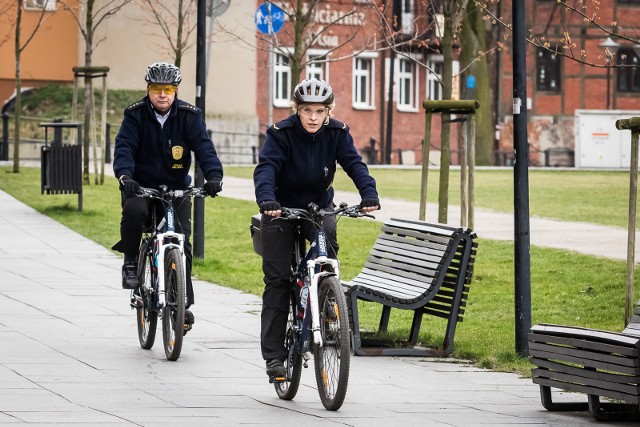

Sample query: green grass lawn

[227,165,637,228]
[0,165,636,377]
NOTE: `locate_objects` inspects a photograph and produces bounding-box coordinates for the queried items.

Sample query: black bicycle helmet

[293,78,334,105]
[144,62,182,86]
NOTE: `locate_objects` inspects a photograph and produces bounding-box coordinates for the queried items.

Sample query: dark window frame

[616,47,640,93]
[536,47,562,92]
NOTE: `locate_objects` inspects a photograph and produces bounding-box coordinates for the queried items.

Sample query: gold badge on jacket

[171,146,183,160]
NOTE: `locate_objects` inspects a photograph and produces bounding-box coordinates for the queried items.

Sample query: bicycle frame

[292,226,340,350]
[136,188,196,310]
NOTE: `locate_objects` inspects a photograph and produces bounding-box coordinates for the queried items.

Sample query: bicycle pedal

[269,375,287,384]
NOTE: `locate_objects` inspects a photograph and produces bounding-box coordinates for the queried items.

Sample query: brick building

[496,0,640,167]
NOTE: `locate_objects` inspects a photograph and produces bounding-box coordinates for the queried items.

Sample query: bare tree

[476,0,639,69]
[60,0,131,185]
[139,0,197,67]
[9,0,50,173]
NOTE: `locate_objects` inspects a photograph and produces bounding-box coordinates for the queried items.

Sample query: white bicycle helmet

[293,78,334,105]
[144,62,182,86]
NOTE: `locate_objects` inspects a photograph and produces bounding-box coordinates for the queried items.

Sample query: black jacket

[254,114,378,209]
[113,97,223,190]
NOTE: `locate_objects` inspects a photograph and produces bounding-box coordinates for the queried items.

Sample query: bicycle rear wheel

[162,248,186,361]
[275,292,302,400]
[136,244,157,349]
[313,275,350,411]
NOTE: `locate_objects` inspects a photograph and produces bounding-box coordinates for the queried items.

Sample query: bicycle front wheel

[275,292,302,400]
[313,275,350,411]
[162,248,186,361]
[136,244,157,349]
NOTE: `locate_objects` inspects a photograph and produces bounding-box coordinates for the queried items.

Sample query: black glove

[203,180,223,197]
[359,198,380,210]
[119,176,140,198]
[259,200,281,214]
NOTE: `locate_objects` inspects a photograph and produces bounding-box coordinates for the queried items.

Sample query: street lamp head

[599,37,621,65]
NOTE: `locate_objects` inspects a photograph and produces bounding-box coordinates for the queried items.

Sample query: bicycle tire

[136,243,157,349]
[162,248,186,361]
[313,275,350,411]
[275,292,302,400]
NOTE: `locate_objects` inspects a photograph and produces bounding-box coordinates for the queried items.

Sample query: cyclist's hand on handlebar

[359,198,381,213]
[119,175,141,198]
[204,180,223,197]
[259,200,282,217]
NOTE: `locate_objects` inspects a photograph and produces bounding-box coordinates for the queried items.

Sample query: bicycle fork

[307,258,340,348]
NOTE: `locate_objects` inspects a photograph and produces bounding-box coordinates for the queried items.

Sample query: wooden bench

[529,301,640,421]
[342,218,478,357]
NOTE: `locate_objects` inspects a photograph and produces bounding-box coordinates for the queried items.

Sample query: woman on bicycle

[112,62,224,330]
[253,78,380,380]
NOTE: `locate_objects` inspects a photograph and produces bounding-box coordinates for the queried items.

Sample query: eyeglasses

[299,107,328,117]
[148,84,177,95]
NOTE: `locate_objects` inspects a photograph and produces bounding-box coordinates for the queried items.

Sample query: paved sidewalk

[0,186,619,425]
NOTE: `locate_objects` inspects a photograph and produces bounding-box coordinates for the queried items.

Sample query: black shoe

[266,359,286,383]
[183,309,195,335]
[122,262,139,289]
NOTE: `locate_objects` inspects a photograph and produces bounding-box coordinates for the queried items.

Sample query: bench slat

[532,357,640,385]
[533,377,640,405]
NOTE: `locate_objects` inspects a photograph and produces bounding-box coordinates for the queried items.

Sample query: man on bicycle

[112,62,223,330]
[253,78,380,380]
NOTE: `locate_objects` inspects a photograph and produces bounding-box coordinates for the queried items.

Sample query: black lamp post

[599,37,620,110]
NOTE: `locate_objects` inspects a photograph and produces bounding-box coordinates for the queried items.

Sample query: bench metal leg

[378,306,391,332]
[349,292,367,356]
[408,310,423,345]
[588,394,640,422]
[539,385,588,412]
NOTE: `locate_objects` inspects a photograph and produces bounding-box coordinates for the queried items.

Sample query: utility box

[575,109,640,168]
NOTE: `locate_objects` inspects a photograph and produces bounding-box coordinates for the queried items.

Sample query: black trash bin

[39,122,83,212]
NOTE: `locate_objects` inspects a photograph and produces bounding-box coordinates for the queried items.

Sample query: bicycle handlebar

[279,202,375,222]
[137,185,208,200]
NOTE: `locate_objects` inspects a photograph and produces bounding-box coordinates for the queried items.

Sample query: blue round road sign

[255,3,285,34]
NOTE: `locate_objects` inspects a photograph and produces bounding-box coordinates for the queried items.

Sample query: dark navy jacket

[254,114,378,209]
[113,97,223,190]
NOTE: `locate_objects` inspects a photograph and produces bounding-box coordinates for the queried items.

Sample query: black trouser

[113,194,195,307]
[259,214,338,362]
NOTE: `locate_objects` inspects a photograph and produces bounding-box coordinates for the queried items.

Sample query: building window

[273,53,291,108]
[536,47,561,92]
[353,52,377,109]
[397,57,418,110]
[306,50,329,82]
[617,0,639,5]
[427,57,443,101]
[401,0,415,34]
[617,48,640,93]
[24,0,56,10]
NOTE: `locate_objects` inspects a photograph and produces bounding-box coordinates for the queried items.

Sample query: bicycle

[251,202,373,411]
[129,185,207,361]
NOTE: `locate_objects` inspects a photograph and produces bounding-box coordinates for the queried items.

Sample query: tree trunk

[461,3,493,166]
[12,0,23,174]
[83,0,95,185]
